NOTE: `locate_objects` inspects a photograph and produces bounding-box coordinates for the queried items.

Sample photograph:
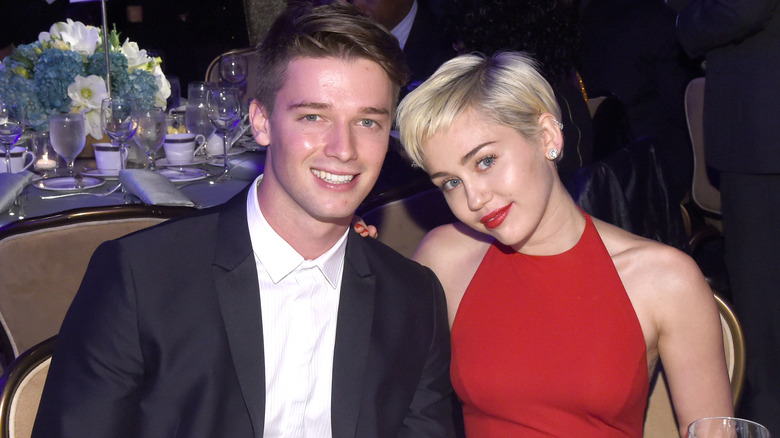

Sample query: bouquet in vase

[0,19,170,140]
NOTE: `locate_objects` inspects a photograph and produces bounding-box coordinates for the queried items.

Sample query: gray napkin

[119,169,195,207]
[0,171,34,214]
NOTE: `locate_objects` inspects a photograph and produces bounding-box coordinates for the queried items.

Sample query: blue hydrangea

[87,52,129,95]
[33,49,85,114]
[123,69,157,109]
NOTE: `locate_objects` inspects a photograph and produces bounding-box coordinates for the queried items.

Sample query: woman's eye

[441,177,461,191]
[477,155,496,170]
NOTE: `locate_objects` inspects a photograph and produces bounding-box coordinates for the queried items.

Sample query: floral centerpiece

[0,19,170,140]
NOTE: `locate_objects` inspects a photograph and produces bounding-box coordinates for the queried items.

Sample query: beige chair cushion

[0,218,167,357]
[7,358,49,438]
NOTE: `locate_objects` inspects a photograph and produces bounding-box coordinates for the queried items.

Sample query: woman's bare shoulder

[413,222,493,326]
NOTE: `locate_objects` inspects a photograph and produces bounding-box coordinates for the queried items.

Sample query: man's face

[250,56,393,230]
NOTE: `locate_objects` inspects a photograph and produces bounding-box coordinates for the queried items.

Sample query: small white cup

[1,146,35,173]
[164,133,206,165]
[93,143,126,173]
[205,133,228,158]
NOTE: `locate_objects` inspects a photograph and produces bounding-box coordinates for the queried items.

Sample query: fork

[40,183,123,200]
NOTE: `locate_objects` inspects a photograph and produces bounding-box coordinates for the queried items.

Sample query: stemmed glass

[688,417,771,437]
[101,96,138,169]
[185,81,216,150]
[219,54,248,87]
[206,87,242,180]
[49,113,86,184]
[0,100,26,174]
[133,107,166,170]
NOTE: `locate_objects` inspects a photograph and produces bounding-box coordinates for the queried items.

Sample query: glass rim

[689,416,770,429]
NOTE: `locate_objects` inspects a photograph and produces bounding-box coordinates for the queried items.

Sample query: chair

[643,293,746,437]
[0,335,55,438]
[204,47,259,102]
[588,93,634,161]
[357,184,457,258]
[685,77,721,216]
[0,205,194,367]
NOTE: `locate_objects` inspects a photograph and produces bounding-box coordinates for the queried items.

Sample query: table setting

[0,18,264,228]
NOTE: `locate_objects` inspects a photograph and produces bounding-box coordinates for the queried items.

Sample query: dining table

[0,148,266,229]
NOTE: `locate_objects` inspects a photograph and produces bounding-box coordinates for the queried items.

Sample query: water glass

[688,417,771,438]
[133,107,166,170]
[0,100,26,173]
[49,113,86,178]
[101,96,138,169]
[185,81,216,140]
[207,87,241,180]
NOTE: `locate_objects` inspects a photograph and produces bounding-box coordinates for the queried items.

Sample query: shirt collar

[391,0,417,50]
[246,175,348,288]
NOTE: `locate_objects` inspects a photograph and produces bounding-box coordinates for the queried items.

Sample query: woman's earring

[547,149,560,160]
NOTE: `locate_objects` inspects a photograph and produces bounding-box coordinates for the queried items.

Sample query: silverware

[40,183,122,200]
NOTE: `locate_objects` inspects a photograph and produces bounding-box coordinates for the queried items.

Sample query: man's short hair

[396,51,561,171]
[255,1,410,114]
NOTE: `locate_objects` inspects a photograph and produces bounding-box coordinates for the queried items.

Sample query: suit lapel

[212,189,266,437]
[331,233,376,437]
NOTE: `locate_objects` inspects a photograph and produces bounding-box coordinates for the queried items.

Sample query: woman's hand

[352,216,378,238]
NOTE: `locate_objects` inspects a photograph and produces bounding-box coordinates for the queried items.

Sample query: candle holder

[31,131,59,177]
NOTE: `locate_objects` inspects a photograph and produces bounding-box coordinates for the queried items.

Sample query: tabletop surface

[1,150,266,229]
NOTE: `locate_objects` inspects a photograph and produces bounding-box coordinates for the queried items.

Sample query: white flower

[120,39,153,72]
[152,63,172,107]
[40,19,101,55]
[82,109,104,141]
[67,75,108,139]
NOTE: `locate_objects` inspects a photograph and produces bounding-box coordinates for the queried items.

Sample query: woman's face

[423,109,561,250]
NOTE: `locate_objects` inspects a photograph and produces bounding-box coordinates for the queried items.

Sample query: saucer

[83,168,119,179]
[157,168,209,183]
[155,156,208,167]
[34,176,105,191]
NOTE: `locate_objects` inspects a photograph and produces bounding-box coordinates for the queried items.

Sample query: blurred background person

[677,0,780,432]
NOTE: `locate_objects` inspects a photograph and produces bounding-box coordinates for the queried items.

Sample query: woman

[395,52,732,437]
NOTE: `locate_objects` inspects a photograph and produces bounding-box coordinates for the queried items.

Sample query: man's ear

[250,100,271,146]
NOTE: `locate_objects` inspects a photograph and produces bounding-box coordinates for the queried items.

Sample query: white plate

[155,156,208,167]
[83,168,119,178]
[35,176,105,191]
[157,168,209,183]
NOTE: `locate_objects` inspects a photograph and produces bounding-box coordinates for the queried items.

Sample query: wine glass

[219,54,248,87]
[101,96,138,169]
[49,113,86,182]
[688,417,772,438]
[0,100,26,174]
[185,81,216,146]
[206,87,242,180]
[133,107,166,170]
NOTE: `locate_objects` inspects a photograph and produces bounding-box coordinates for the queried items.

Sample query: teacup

[205,133,229,158]
[163,133,206,165]
[93,143,126,174]
[1,146,35,173]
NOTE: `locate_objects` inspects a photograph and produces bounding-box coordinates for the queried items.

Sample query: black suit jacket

[32,189,456,437]
[676,0,780,173]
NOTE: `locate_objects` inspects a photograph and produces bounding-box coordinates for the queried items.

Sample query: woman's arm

[648,245,733,436]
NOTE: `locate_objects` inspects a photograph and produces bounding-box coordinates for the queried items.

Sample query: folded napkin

[119,169,195,207]
[0,171,34,214]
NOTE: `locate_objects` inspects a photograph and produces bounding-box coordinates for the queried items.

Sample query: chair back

[0,205,193,366]
[685,77,721,215]
[643,294,746,437]
[358,186,456,258]
[205,48,258,103]
[0,336,55,438]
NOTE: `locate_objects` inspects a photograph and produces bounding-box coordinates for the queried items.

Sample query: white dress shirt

[246,177,347,438]
[391,0,417,50]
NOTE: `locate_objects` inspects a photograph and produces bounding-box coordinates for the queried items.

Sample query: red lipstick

[480,204,511,230]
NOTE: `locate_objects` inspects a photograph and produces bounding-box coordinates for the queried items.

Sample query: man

[676,0,780,432]
[32,3,456,437]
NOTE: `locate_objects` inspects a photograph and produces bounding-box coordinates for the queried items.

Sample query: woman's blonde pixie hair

[396,51,561,171]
